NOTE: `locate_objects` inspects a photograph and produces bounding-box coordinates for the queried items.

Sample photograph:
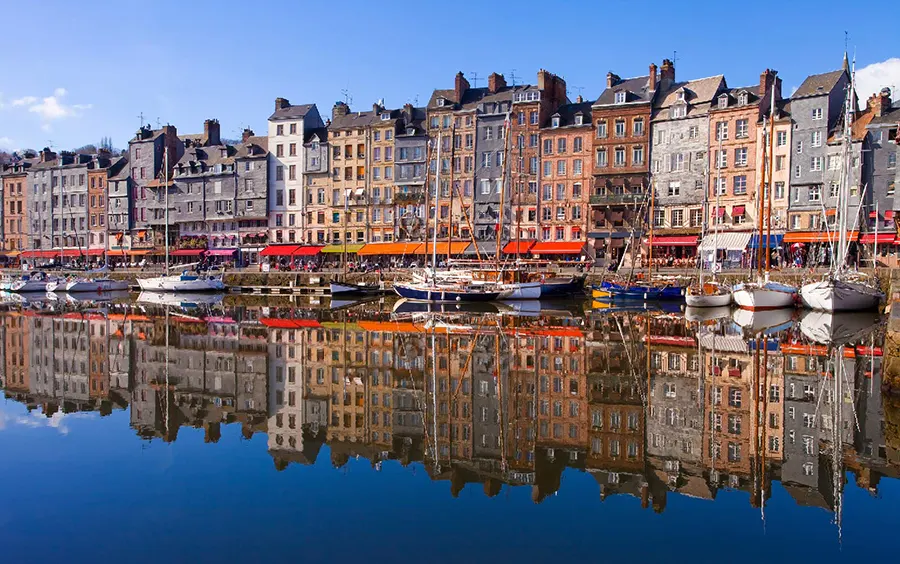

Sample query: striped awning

[697,232,752,252]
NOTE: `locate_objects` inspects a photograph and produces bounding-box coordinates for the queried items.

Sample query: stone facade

[327,101,377,244]
[370,105,398,243]
[127,125,183,250]
[865,90,899,224]
[302,127,330,244]
[393,105,428,241]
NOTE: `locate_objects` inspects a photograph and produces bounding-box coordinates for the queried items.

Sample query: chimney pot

[659,59,675,88]
[204,119,221,146]
[275,97,290,111]
[649,64,658,91]
[606,72,621,88]
[488,72,507,94]
[454,72,470,102]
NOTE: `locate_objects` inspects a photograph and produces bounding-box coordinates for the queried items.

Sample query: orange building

[2,313,30,398]
[0,156,35,258]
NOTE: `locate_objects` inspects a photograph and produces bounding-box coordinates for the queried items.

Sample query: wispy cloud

[2,87,92,129]
[0,136,14,149]
[855,57,900,100]
[11,95,37,107]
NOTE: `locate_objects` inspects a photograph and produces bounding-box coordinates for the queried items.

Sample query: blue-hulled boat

[593,280,686,301]
[538,275,586,298]
[393,282,502,303]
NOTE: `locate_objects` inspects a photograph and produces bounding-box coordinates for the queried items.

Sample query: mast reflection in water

[1,298,899,561]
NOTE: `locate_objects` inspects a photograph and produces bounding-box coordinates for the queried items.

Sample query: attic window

[676,91,686,102]
[406,127,415,135]
[738,92,748,106]
[672,104,687,119]
[615,91,626,104]
[220,149,227,158]
[381,113,390,121]
[575,115,584,126]
[437,98,446,107]
[551,116,560,128]
[718,94,728,109]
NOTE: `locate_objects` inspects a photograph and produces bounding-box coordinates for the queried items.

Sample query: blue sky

[1,0,898,152]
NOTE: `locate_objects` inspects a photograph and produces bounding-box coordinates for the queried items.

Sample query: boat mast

[647,177,655,278]
[431,133,442,285]
[495,114,511,266]
[836,60,855,277]
[164,146,169,274]
[446,124,456,267]
[765,76,777,272]
[713,132,723,279]
[342,184,348,280]
[755,109,767,277]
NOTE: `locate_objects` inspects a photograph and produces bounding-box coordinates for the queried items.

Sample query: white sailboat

[800,58,883,311]
[136,146,225,293]
[686,133,731,307]
[732,73,797,311]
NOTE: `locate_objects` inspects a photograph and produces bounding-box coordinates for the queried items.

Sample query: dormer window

[615,91,626,104]
[551,116,560,128]
[381,113,390,121]
[672,104,687,119]
[718,94,728,109]
[220,149,227,158]
[676,90,686,102]
[406,127,415,135]
[311,142,319,150]
[738,92,748,106]
[574,114,584,126]
[437,98,446,107]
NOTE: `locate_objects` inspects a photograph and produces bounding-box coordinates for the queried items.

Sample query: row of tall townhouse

[1,59,897,263]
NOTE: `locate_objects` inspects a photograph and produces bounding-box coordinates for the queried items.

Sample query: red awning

[293,246,323,256]
[870,211,879,218]
[825,209,837,217]
[170,249,203,256]
[530,242,586,255]
[86,249,105,256]
[859,233,896,244]
[732,205,745,216]
[21,250,57,259]
[887,210,895,219]
[502,240,536,254]
[259,318,322,329]
[260,244,300,256]
[713,207,725,217]
[207,249,237,256]
[651,236,698,247]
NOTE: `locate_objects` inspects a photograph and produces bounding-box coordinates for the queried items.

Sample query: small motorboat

[137,270,225,292]
[685,281,732,308]
[593,280,686,301]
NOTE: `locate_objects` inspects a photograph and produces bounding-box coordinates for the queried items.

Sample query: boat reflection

[0,300,896,524]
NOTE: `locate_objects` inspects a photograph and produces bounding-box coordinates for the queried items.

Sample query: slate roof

[868,104,900,126]
[594,75,655,107]
[428,84,535,111]
[709,85,762,112]
[269,103,315,121]
[235,136,268,158]
[793,70,846,99]
[303,127,328,144]
[543,101,593,129]
[398,106,427,136]
[329,109,380,130]
[652,75,726,121]
[129,127,165,143]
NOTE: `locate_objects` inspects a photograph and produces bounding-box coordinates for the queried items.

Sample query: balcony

[395,192,425,204]
[589,193,646,206]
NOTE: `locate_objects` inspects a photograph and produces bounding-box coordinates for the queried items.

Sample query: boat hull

[731,282,796,311]
[498,282,541,300]
[11,280,53,293]
[66,279,130,293]
[393,283,501,303]
[330,281,383,296]
[799,279,883,312]
[137,275,224,292]
[596,281,686,301]
[538,276,586,298]
[685,291,732,308]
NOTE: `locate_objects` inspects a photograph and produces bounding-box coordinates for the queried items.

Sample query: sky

[1,0,898,153]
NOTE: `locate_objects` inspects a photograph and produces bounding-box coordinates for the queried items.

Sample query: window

[688,125,699,139]
[690,209,702,227]
[632,146,644,165]
[735,119,749,138]
[776,130,787,146]
[829,183,839,198]
[543,161,551,177]
[276,166,284,181]
[667,181,680,197]
[557,160,566,176]
[670,153,685,172]
[733,175,747,195]
[480,180,491,195]
[573,137,583,152]
[734,147,748,167]
[775,155,786,171]
[728,388,742,408]
[614,119,626,137]
[633,118,644,136]
[614,147,626,166]
[671,105,687,118]
[543,139,552,155]
[795,164,802,178]
[288,164,296,180]
[811,131,822,147]
[810,156,823,172]
[809,185,821,202]
[716,121,728,141]
[558,138,567,153]
[573,159,583,175]
[596,149,608,167]
[812,108,823,120]
[530,111,538,125]
[716,149,727,168]
[714,177,727,195]
[671,209,683,227]
[596,121,607,138]
[887,152,896,169]
[615,91,626,104]
[653,208,665,227]
[276,144,284,157]
[775,182,785,199]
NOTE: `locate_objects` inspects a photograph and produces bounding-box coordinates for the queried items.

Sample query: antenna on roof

[155,117,161,129]
[469,72,480,88]
[673,50,679,67]
[341,88,353,107]
[509,69,520,87]
[137,112,145,128]
[568,86,585,99]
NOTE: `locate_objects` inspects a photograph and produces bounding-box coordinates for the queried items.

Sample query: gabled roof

[793,70,846,99]
[594,75,655,107]
[329,109,380,130]
[269,103,315,121]
[653,75,726,120]
[710,85,762,111]
[398,106,427,136]
[235,136,268,157]
[303,127,327,144]
[868,104,900,126]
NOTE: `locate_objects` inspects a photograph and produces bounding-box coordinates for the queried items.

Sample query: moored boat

[393,282,501,303]
[137,271,225,292]
[685,282,732,308]
[594,280,686,301]
[11,271,60,293]
[799,279,883,312]
[731,281,796,311]
[65,278,131,293]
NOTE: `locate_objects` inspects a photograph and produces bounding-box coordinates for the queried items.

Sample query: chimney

[275,97,290,111]
[606,72,621,88]
[332,101,350,120]
[454,71,469,102]
[537,69,551,91]
[660,59,675,88]
[576,95,583,103]
[870,88,893,117]
[403,102,414,119]
[488,72,507,94]
[648,63,658,91]
[40,147,55,163]
[241,128,254,143]
[204,119,221,146]
[373,102,383,114]
[759,69,779,101]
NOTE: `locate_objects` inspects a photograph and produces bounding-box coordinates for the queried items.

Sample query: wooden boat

[594,280,685,301]
[393,282,501,303]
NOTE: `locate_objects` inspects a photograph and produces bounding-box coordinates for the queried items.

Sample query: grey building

[864,89,899,221]
[788,64,867,237]
[472,333,508,461]
[127,124,184,251]
[234,129,270,263]
[473,81,514,244]
[394,104,428,241]
[27,149,92,254]
[107,160,132,253]
[650,75,726,233]
[302,126,330,244]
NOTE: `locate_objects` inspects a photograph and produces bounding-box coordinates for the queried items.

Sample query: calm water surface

[1,295,899,563]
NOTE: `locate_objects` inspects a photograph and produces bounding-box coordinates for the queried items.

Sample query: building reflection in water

[1,301,898,524]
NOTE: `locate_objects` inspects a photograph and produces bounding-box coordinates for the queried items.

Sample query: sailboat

[330,188,385,296]
[136,146,225,292]
[732,73,797,311]
[394,132,503,302]
[686,134,731,307]
[799,59,883,312]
